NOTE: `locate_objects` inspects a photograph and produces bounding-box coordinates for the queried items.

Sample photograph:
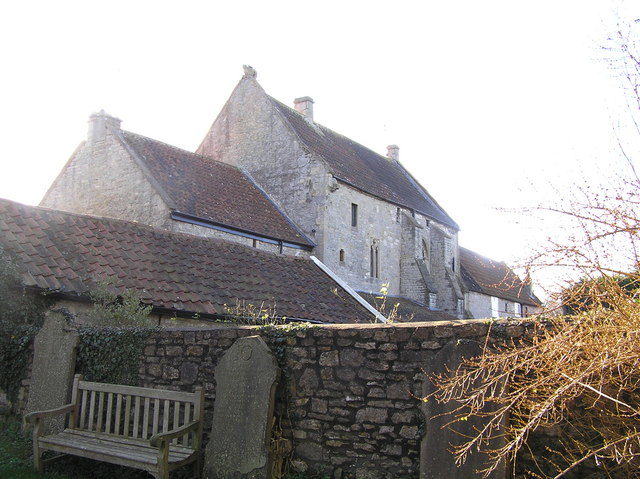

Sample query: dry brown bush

[431,20,640,479]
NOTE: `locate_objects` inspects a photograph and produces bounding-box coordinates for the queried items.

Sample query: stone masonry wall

[40,134,171,229]
[197,77,332,258]
[137,320,529,479]
[324,185,402,296]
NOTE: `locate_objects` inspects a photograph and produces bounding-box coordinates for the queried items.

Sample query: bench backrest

[69,374,204,447]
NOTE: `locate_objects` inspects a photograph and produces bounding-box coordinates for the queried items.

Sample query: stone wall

[136,320,529,479]
[197,76,332,258]
[40,133,172,229]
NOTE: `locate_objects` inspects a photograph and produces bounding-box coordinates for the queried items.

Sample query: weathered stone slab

[420,339,505,479]
[205,335,280,479]
[26,312,78,433]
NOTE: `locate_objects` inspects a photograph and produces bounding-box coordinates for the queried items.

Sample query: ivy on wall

[0,323,36,404]
[76,327,152,385]
[0,247,52,404]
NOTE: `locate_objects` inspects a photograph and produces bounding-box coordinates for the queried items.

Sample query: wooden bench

[25,374,204,479]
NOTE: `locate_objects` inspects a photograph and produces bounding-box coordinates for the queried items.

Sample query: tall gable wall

[197,78,333,260]
[40,134,171,229]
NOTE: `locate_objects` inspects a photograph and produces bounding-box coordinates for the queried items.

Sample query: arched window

[370,243,380,278]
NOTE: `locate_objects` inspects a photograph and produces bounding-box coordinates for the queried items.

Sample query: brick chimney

[294,97,314,121]
[88,110,121,144]
[386,145,399,161]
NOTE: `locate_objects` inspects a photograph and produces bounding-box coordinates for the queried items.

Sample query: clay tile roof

[269,97,458,230]
[459,247,540,307]
[358,293,457,322]
[0,199,374,323]
[121,131,312,247]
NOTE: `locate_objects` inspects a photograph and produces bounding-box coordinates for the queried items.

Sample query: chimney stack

[88,110,121,144]
[386,144,399,161]
[294,97,314,122]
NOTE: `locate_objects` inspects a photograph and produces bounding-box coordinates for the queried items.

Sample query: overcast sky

[1,1,638,292]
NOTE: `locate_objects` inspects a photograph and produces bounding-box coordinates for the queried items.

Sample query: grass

[0,416,190,479]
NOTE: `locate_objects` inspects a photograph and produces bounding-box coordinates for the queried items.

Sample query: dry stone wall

[138,320,529,479]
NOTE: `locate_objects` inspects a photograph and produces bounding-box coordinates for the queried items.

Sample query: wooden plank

[88,391,96,431]
[114,394,122,435]
[142,397,150,439]
[163,400,170,432]
[97,392,105,432]
[152,398,160,436]
[105,393,113,434]
[39,433,194,464]
[182,404,191,446]
[133,396,141,438]
[172,401,180,445]
[79,389,88,429]
[78,380,196,402]
[66,429,195,454]
[70,374,82,429]
[123,395,132,437]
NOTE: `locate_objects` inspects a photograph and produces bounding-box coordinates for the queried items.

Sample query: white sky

[1,0,639,293]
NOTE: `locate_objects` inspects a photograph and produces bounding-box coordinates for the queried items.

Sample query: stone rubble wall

[138,320,529,479]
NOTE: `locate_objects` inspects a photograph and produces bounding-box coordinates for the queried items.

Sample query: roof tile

[0,199,373,323]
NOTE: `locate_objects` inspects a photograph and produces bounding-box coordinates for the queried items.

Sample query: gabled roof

[0,199,374,323]
[358,293,457,322]
[269,97,458,229]
[459,247,540,307]
[120,131,312,247]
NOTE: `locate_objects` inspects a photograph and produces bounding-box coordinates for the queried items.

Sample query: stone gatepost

[420,339,506,479]
[25,312,79,433]
[204,335,280,479]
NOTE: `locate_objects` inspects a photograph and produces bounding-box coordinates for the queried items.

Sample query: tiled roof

[459,247,540,306]
[358,293,457,322]
[121,131,312,247]
[0,199,374,323]
[270,97,458,229]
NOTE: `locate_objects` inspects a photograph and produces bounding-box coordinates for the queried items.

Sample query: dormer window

[351,203,358,227]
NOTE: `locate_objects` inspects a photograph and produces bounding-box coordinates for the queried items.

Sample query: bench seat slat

[63,429,195,454]
[39,431,194,465]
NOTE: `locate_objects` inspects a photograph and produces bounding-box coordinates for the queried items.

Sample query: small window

[252,239,257,248]
[457,299,464,316]
[505,302,509,313]
[429,293,437,310]
[396,207,400,223]
[339,249,345,262]
[351,203,358,227]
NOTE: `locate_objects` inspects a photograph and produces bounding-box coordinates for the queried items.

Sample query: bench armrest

[149,420,200,447]
[24,404,76,424]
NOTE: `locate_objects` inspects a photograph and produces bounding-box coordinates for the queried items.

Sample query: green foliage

[0,248,53,405]
[562,273,640,314]
[76,327,152,385]
[0,416,68,479]
[0,247,53,327]
[85,283,153,327]
[0,322,36,405]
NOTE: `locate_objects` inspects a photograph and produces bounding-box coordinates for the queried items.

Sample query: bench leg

[194,453,203,479]
[32,421,43,473]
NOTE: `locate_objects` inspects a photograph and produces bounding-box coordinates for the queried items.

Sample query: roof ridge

[267,95,458,229]
[0,197,310,263]
[122,130,237,170]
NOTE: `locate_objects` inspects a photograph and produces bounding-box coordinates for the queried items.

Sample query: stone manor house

[3,66,540,323]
